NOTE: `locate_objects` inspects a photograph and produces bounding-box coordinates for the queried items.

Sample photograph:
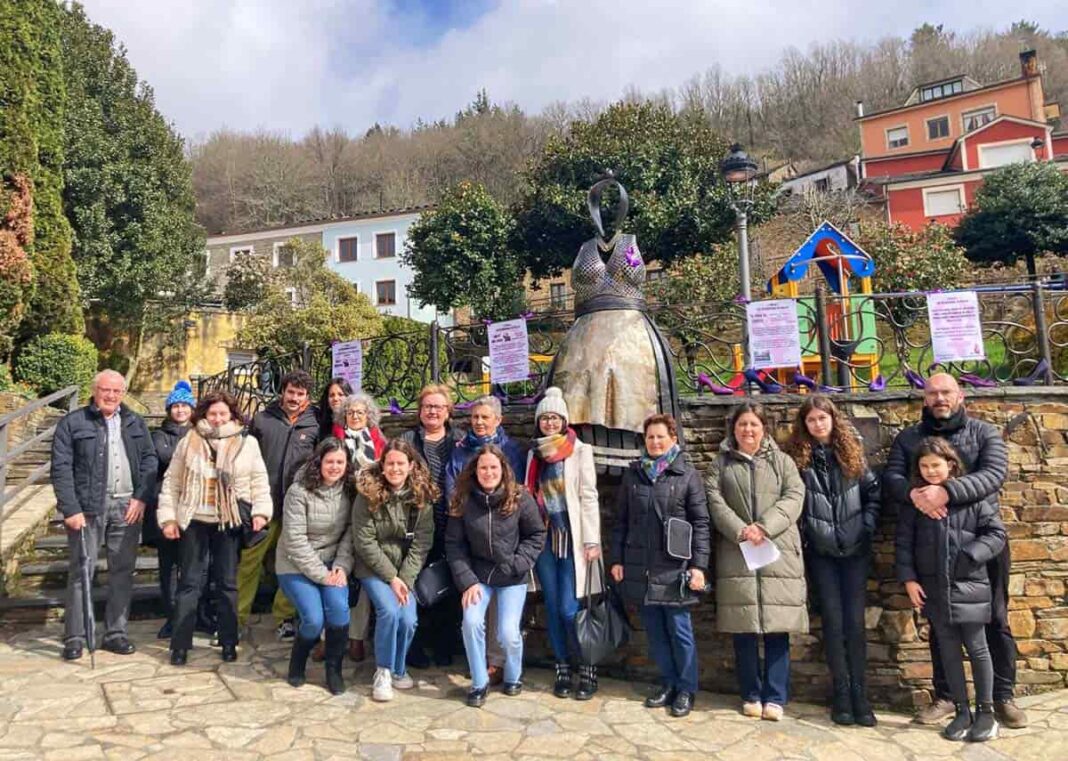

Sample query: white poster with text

[746,299,802,370]
[928,291,985,364]
[487,318,530,384]
[331,340,363,391]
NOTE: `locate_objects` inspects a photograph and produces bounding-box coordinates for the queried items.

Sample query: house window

[550,282,567,310]
[229,245,253,262]
[887,126,909,149]
[920,80,963,103]
[227,350,255,369]
[962,106,996,133]
[978,141,1034,169]
[272,242,295,268]
[375,232,396,259]
[645,269,666,283]
[376,280,396,306]
[284,287,298,305]
[924,187,965,217]
[338,237,358,262]
[927,116,950,140]
[813,177,831,192]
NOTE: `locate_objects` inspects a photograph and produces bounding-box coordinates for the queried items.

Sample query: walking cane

[78,528,96,670]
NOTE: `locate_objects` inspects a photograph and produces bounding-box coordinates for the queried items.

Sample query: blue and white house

[321,207,448,324]
[205,206,450,325]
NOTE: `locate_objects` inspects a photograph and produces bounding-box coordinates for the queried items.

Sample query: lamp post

[720,143,759,301]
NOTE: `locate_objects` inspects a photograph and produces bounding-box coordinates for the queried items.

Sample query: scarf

[526,430,576,555]
[921,405,967,435]
[345,426,377,468]
[460,427,503,453]
[176,419,245,528]
[641,443,680,483]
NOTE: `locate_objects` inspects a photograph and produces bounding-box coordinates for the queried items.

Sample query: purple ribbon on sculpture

[388,398,403,415]
[623,244,641,267]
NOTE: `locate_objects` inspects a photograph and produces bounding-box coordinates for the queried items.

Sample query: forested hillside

[191,22,1068,234]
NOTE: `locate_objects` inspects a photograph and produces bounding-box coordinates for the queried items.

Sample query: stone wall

[380,387,1068,708]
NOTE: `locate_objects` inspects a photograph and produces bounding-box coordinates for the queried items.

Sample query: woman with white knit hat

[524,387,603,699]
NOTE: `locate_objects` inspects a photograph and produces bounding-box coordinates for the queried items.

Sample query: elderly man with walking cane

[51,370,158,661]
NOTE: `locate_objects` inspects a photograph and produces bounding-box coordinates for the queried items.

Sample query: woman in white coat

[524,387,602,700]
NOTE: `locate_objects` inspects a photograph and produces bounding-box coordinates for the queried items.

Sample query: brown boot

[994,699,1028,729]
[347,638,366,662]
[310,639,326,662]
[915,697,956,724]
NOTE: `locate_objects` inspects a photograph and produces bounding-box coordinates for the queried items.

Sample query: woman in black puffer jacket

[785,395,879,727]
[610,414,710,719]
[446,444,546,708]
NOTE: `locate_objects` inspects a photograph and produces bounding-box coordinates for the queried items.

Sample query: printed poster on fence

[487,318,530,384]
[928,291,985,364]
[746,299,802,370]
[331,339,363,391]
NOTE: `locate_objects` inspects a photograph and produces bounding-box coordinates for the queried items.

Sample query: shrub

[14,333,99,399]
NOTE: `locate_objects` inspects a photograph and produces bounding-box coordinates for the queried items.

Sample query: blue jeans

[733,632,791,705]
[361,576,418,675]
[640,604,699,694]
[462,583,527,689]
[535,545,579,663]
[276,574,350,640]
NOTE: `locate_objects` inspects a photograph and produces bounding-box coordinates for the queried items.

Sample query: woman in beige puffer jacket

[705,403,806,721]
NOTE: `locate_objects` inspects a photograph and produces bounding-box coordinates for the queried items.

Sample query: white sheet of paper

[739,539,781,571]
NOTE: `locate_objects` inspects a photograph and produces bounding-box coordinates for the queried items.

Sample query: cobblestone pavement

[1,617,1066,761]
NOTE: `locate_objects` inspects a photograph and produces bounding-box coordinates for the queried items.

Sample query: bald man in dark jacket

[883,372,1025,729]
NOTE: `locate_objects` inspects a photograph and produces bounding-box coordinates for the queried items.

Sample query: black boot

[575,664,598,701]
[967,702,999,743]
[287,636,317,688]
[553,663,572,698]
[323,625,348,695]
[943,702,973,741]
[831,680,855,726]
[851,679,876,727]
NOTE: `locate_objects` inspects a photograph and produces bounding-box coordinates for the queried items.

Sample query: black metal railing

[198,280,1068,411]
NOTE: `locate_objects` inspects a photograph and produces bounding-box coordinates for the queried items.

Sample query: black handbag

[237,498,269,549]
[402,506,456,607]
[651,501,692,561]
[414,558,456,607]
[574,558,631,666]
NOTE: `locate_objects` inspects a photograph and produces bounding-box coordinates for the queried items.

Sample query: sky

[79,0,1068,142]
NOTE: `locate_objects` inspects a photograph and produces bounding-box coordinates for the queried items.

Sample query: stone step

[19,555,160,577]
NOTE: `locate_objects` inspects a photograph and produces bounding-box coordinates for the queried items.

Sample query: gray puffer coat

[705,437,808,634]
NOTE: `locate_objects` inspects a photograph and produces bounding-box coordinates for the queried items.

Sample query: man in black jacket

[883,372,1026,728]
[235,370,320,639]
[51,370,157,660]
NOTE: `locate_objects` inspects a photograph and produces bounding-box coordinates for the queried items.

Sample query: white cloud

[79,0,1068,141]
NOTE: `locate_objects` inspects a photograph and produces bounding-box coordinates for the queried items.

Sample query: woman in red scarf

[524,387,602,700]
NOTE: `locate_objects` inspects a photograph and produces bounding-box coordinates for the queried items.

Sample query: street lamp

[720,143,759,301]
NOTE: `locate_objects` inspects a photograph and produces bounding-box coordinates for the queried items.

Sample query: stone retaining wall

[381,387,1068,708]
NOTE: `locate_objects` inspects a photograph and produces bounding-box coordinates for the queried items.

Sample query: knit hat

[535,387,569,426]
[165,380,195,410]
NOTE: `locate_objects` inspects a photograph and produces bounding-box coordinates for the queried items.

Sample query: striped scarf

[526,429,576,557]
[174,420,245,529]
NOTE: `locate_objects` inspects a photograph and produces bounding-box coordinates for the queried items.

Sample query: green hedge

[14,333,98,398]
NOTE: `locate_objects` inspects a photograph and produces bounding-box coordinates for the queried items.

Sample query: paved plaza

[0,617,1065,761]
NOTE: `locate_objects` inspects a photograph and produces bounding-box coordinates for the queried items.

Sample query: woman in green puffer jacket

[705,403,806,722]
[352,439,438,702]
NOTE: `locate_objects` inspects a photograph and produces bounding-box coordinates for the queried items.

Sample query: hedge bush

[14,333,98,398]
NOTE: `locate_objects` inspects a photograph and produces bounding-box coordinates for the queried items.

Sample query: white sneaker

[372,667,394,702]
[392,672,415,690]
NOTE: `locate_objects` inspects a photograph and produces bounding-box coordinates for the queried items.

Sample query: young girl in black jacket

[785,395,879,727]
[895,437,1006,743]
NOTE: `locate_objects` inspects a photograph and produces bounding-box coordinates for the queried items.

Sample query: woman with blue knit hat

[145,381,197,638]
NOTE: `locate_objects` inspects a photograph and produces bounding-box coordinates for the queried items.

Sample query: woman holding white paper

[705,403,806,722]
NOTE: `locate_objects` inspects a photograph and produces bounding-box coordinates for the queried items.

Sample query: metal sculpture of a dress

[547,177,680,469]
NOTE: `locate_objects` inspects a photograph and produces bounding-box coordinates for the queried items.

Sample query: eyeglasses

[346,409,368,418]
[420,403,447,412]
[540,414,563,422]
